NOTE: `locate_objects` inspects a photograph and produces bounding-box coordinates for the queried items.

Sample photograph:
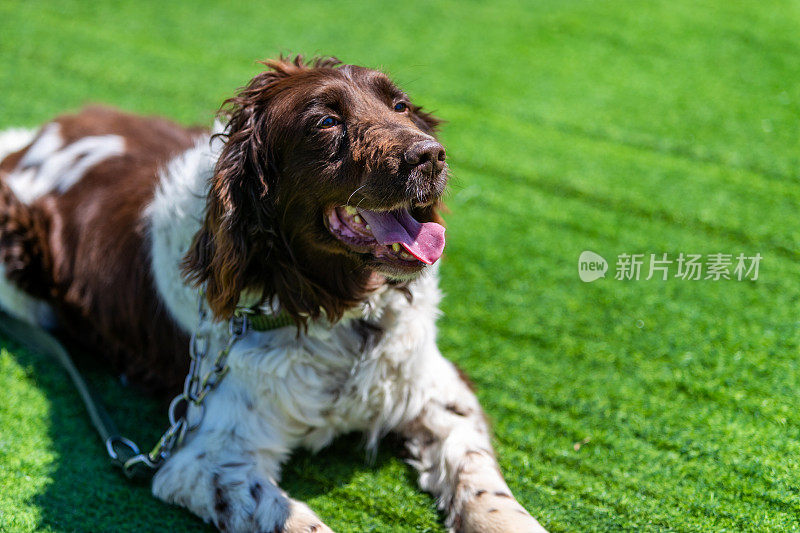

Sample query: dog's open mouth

[326,206,445,268]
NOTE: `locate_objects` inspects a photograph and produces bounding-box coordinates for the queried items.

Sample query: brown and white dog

[0,56,544,532]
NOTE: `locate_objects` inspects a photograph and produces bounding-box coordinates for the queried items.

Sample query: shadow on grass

[5,335,402,532]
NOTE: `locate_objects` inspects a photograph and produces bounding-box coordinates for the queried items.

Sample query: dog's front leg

[399,355,546,533]
[151,392,333,533]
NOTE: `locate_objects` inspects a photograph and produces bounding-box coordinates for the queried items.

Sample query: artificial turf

[1,0,799,531]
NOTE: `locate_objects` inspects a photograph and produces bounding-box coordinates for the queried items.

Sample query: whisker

[345,184,366,207]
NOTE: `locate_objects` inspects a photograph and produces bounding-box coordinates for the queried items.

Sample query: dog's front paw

[283,500,334,533]
[208,468,290,532]
[153,451,333,533]
[216,484,333,533]
[453,486,546,533]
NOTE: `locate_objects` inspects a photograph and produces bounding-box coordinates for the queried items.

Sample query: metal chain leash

[106,288,248,479]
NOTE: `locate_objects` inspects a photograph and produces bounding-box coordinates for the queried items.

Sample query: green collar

[233,308,295,331]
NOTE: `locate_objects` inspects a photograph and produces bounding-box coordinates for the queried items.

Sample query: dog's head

[184,56,448,323]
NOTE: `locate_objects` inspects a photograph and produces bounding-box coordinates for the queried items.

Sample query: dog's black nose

[405,140,446,174]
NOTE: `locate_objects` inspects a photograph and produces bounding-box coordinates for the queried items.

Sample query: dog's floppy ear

[183,57,311,318]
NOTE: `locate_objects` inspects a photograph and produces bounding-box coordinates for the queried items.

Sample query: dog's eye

[393,102,408,113]
[318,116,340,129]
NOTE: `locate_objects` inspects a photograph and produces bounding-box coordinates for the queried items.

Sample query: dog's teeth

[392,243,401,252]
[353,215,363,224]
[344,206,357,215]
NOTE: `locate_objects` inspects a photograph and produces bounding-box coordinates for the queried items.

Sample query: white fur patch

[0,128,36,162]
[5,123,125,204]
[145,126,223,332]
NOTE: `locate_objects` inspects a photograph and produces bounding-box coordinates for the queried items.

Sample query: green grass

[1,0,799,531]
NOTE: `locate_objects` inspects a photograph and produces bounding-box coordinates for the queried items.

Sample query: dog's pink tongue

[358,208,445,264]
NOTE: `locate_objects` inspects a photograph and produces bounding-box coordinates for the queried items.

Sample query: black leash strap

[0,311,149,479]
